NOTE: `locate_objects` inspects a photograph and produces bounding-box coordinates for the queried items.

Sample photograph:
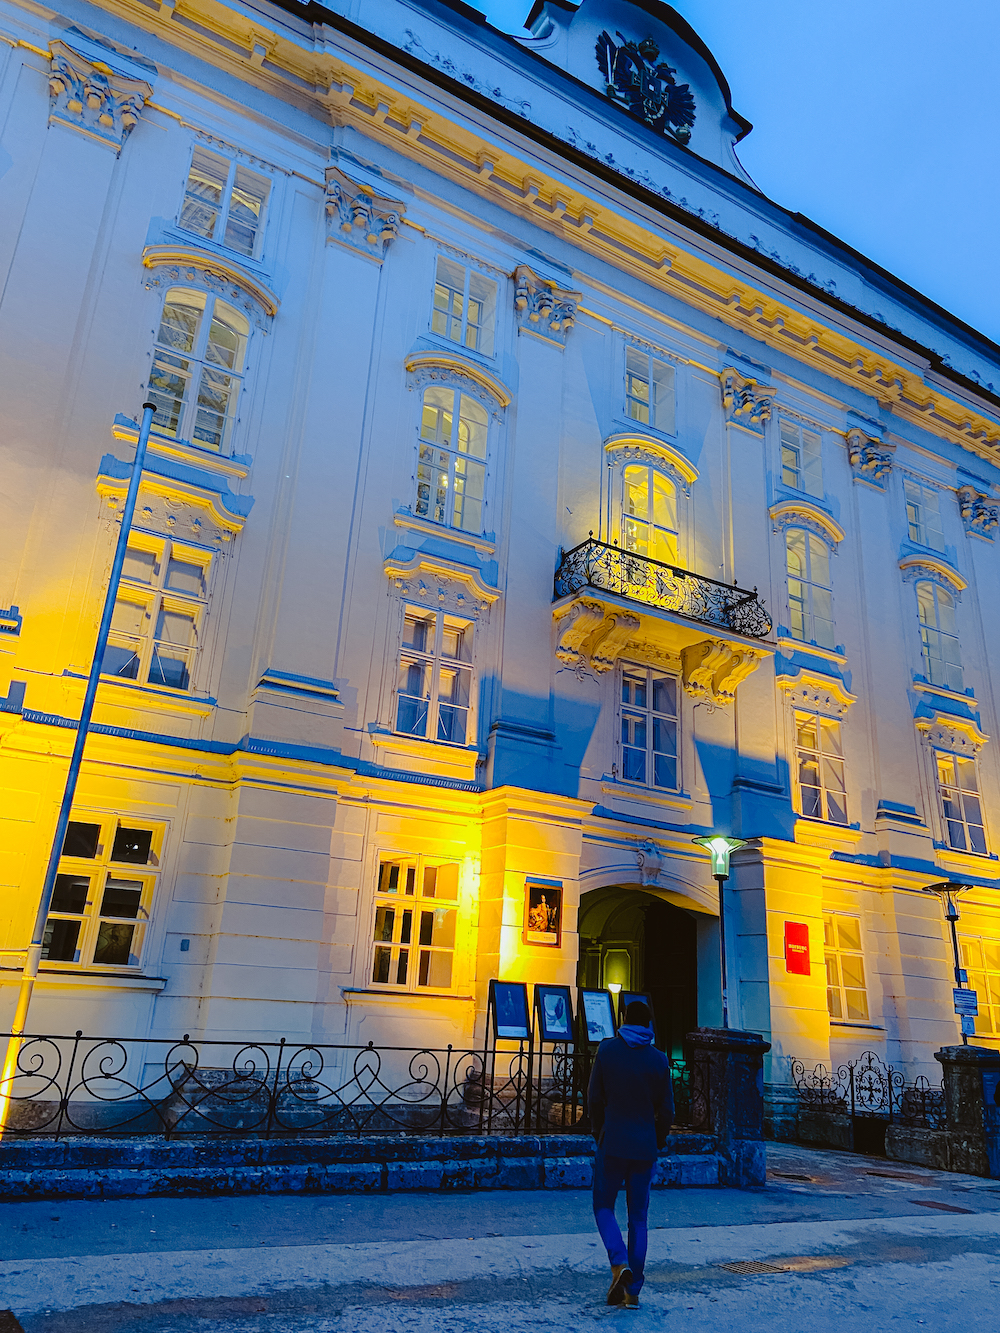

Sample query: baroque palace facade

[2,0,1000,1108]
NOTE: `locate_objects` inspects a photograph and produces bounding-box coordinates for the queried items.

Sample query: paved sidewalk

[2,1144,1000,1330]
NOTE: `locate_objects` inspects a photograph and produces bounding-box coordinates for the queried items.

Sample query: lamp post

[0,403,157,1135]
[922,881,974,1046]
[693,836,749,1029]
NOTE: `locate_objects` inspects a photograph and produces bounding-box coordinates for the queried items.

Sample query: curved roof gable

[522,0,751,175]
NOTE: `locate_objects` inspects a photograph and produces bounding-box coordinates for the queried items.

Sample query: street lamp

[922,881,974,1046]
[693,836,749,1029]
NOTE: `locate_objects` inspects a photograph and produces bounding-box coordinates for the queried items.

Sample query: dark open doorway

[577,887,699,1060]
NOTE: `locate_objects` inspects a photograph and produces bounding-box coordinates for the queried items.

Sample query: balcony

[553,536,774,706]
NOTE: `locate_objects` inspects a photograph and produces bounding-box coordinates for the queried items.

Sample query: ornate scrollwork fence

[553,536,772,640]
[0,1031,697,1139]
[789,1049,945,1132]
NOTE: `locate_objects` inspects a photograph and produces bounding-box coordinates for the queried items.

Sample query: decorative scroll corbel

[682,638,764,706]
[956,484,999,541]
[846,429,893,487]
[513,265,581,345]
[325,166,405,256]
[554,599,606,667]
[720,367,774,433]
[588,611,641,673]
[48,41,152,152]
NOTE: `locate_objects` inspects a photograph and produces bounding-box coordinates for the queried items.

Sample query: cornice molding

[898,554,967,595]
[769,501,845,546]
[72,0,1000,466]
[603,434,698,492]
[404,352,511,410]
[141,245,279,321]
[916,711,989,756]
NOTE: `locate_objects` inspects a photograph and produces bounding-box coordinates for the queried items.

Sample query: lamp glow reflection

[693,835,749,1029]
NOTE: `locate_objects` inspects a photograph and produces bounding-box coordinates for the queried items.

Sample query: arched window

[786,528,834,649]
[147,287,249,453]
[916,580,962,691]
[417,386,488,533]
[621,464,678,565]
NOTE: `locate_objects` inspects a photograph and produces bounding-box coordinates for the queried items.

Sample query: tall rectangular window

[786,529,835,649]
[147,287,249,453]
[102,539,210,693]
[42,817,161,969]
[795,713,847,824]
[904,478,945,552]
[395,606,473,745]
[936,753,987,854]
[625,347,676,435]
[431,257,497,357]
[620,667,678,790]
[372,856,460,990]
[179,147,270,258]
[780,421,823,498]
[959,937,1000,1036]
[621,464,678,565]
[417,386,488,533]
[824,913,869,1021]
[916,581,962,692]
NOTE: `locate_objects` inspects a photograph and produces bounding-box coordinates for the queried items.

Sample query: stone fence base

[0,1130,754,1201]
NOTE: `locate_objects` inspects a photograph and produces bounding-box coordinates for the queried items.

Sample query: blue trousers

[592,1148,655,1296]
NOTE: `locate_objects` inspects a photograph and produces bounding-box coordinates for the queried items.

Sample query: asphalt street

[2,1143,1000,1330]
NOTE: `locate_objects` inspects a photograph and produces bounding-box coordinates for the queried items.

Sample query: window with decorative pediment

[179,146,271,259]
[936,753,987,854]
[417,386,489,533]
[147,287,249,453]
[795,712,847,825]
[395,604,474,745]
[916,580,962,691]
[621,463,678,565]
[786,528,834,650]
[431,256,497,357]
[102,536,211,692]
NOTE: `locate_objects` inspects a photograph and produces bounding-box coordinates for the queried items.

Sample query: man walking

[588,999,673,1309]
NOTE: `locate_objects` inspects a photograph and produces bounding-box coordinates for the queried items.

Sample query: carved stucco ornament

[916,713,988,758]
[636,840,664,886]
[846,428,894,487]
[325,166,404,257]
[48,40,152,153]
[956,484,1000,541]
[594,31,696,146]
[513,266,581,345]
[553,599,764,705]
[720,367,774,433]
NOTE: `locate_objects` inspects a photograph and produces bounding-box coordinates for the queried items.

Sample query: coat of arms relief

[595,31,696,145]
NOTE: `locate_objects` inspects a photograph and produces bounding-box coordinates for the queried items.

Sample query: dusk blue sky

[480,1,1000,346]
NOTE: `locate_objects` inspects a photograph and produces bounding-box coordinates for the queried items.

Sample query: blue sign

[954,988,979,1016]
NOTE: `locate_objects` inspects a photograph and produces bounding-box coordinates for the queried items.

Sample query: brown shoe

[606,1264,632,1306]
[624,1293,640,1309]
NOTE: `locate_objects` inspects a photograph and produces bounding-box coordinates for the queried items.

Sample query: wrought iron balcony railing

[554,535,772,640]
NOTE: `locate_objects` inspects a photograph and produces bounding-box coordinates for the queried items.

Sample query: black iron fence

[553,535,772,640]
[790,1049,946,1151]
[1,1031,706,1139]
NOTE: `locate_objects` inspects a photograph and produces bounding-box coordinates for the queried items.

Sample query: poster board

[523,881,562,946]
[579,988,617,1044]
[535,984,574,1042]
[489,979,531,1041]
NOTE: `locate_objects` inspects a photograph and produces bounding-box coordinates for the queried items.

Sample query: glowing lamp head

[693,835,749,879]
[607,982,622,995]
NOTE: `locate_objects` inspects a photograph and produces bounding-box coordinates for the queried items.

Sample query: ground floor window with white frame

[619,665,678,790]
[42,815,163,969]
[824,912,869,1022]
[371,855,461,991]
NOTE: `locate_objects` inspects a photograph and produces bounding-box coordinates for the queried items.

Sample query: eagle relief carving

[595,32,696,145]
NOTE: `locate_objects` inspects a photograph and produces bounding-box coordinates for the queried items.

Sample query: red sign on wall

[784,921,811,975]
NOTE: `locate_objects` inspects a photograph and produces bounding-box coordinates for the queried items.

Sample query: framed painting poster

[579,988,617,1044]
[490,979,531,1041]
[524,881,562,947]
[535,984,574,1042]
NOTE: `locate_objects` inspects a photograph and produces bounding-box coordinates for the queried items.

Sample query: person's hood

[618,1024,655,1047]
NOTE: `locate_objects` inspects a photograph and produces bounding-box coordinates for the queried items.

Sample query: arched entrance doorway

[577,886,702,1059]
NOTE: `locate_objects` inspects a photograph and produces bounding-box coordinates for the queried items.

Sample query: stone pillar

[685,1026,771,1186]
[936,1045,1000,1178]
